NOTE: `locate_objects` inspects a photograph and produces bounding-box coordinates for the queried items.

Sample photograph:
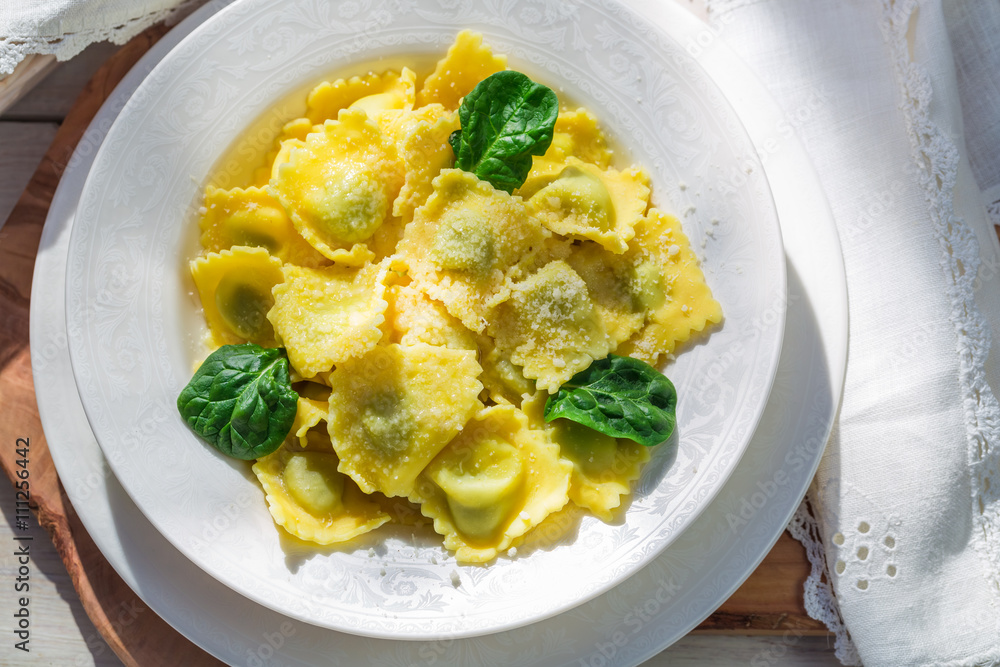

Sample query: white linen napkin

[700,0,1000,664]
[0,0,199,77]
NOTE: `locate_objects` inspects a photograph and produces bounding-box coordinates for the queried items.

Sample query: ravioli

[489,260,611,393]
[252,117,319,187]
[476,334,534,407]
[199,185,327,267]
[520,157,650,254]
[412,405,571,562]
[417,30,507,109]
[186,32,722,564]
[253,442,390,544]
[306,69,417,124]
[290,396,330,449]
[267,109,405,265]
[377,106,460,224]
[565,241,649,348]
[382,284,477,351]
[396,169,548,332]
[190,246,284,346]
[267,261,388,378]
[326,343,483,498]
[543,108,613,168]
[523,393,648,521]
[615,209,723,364]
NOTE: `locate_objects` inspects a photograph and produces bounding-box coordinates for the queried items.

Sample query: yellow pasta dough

[489,260,611,393]
[411,405,571,562]
[396,169,548,332]
[417,30,507,109]
[267,261,388,378]
[523,392,648,521]
[290,396,329,449]
[475,334,534,407]
[565,241,650,348]
[199,185,327,267]
[190,246,284,346]
[615,209,723,364]
[326,342,483,498]
[378,106,460,223]
[382,284,477,351]
[520,157,651,254]
[267,109,405,265]
[543,108,613,168]
[252,117,319,187]
[253,442,390,544]
[306,69,417,124]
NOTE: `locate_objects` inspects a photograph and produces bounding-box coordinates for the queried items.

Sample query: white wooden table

[0,40,841,667]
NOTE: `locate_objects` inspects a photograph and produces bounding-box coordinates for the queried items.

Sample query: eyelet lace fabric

[0,0,205,78]
[788,497,861,665]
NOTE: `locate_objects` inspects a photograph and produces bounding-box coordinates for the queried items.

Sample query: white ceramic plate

[35,0,845,663]
[64,0,785,639]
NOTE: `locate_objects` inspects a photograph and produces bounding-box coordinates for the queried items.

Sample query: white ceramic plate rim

[33,0,845,663]
[62,0,786,640]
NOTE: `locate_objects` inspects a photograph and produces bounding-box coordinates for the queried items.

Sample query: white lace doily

[0,0,204,77]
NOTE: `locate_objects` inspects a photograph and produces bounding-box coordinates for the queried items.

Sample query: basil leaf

[451,70,558,193]
[177,343,298,460]
[543,355,677,447]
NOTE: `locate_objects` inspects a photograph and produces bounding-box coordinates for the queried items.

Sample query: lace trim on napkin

[0,0,205,77]
[881,0,1000,628]
[788,499,862,665]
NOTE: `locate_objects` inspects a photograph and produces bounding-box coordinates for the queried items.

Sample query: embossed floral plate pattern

[65,0,785,639]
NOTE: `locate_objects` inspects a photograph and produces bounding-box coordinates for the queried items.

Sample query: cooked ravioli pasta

[416,30,506,110]
[326,342,483,498]
[267,261,388,378]
[267,109,405,265]
[185,32,721,563]
[253,441,390,544]
[490,260,612,393]
[396,169,548,333]
[190,246,284,347]
[412,405,571,563]
[199,185,328,267]
[523,392,648,521]
[520,157,651,254]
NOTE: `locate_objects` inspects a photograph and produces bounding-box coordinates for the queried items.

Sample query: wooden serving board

[0,25,827,667]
